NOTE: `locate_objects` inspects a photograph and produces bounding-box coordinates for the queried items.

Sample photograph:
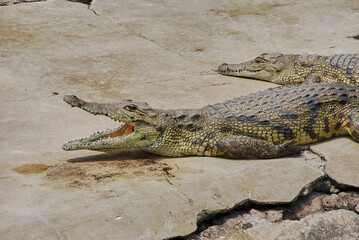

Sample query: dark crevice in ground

[348,35,359,40]
[67,0,92,5]
[0,0,45,6]
[67,0,98,15]
[169,177,359,240]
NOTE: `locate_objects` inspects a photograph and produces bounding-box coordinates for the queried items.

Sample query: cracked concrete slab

[311,138,359,188]
[186,191,359,239]
[1,0,359,239]
[226,209,359,240]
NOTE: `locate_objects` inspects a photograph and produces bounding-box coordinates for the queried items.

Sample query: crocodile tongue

[103,123,136,138]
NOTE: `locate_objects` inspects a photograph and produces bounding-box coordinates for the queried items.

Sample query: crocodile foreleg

[209,135,307,159]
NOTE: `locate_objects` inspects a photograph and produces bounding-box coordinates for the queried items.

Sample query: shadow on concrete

[67,149,163,163]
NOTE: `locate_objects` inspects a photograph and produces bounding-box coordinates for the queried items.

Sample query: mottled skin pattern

[218,53,359,85]
[63,83,359,159]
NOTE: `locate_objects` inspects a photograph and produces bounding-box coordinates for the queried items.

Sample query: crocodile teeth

[62,122,139,151]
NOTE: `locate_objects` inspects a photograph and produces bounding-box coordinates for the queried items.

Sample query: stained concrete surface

[1,0,359,239]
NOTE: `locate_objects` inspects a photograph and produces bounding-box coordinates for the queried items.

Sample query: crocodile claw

[280,140,309,155]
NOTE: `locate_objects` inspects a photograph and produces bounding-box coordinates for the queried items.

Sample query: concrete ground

[1,0,359,239]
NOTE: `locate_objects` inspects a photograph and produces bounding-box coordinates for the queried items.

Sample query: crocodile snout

[217,63,229,73]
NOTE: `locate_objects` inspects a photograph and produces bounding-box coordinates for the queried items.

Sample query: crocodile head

[62,95,161,153]
[218,53,288,82]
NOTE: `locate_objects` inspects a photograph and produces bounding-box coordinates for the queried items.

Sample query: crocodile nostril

[218,63,229,72]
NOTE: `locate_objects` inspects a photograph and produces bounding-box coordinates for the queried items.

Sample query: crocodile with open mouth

[218,53,359,85]
[63,83,359,159]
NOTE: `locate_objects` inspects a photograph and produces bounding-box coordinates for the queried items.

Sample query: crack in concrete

[303,149,327,172]
[83,1,100,16]
[181,152,338,239]
[87,4,99,16]
[160,173,195,207]
[66,0,99,15]
[181,191,194,206]
[168,158,356,240]
[308,146,328,162]
[119,20,185,59]
[133,31,185,58]
[169,177,359,240]
[74,1,185,59]
[164,179,195,206]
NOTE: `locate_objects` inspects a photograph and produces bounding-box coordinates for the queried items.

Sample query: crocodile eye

[124,104,138,111]
[254,57,267,63]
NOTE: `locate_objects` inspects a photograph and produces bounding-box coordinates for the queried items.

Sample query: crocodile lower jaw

[62,122,140,151]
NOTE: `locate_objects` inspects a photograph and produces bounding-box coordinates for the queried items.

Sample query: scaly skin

[218,53,359,85]
[63,83,359,159]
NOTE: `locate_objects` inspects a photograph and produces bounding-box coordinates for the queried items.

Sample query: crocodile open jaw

[62,122,138,151]
[62,95,160,153]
